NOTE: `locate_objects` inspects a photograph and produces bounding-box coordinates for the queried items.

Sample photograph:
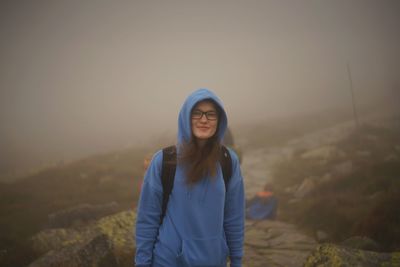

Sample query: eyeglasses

[191,109,218,121]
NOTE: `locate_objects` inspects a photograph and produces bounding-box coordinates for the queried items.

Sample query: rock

[341,236,381,251]
[30,210,136,267]
[281,147,294,161]
[99,175,114,184]
[29,234,118,267]
[284,185,297,194]
[300,146,344,161]
[304,243,400,267]
[365,134,378,142]
[96,210,136,266]
[0,249,7,263]
[294,178,315,198]
[320,173,332,184]
[30,228,92,255]
[288,198,301,204]
[384,153,399,162]
[48,202,119,228]
[332,161,353,176]
[316,230,329,242]
[368,190,384,200]
[356,150,371,157]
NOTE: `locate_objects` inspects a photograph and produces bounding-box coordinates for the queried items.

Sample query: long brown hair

[178,101,222,185]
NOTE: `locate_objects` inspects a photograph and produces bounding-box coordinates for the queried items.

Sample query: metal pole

[346,62,359,128]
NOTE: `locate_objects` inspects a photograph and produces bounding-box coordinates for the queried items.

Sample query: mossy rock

[29,210,136,267]
[30,228,93,255]
[341,236,381,251]
[304,243,400,267]
[95,210,136,266]
[29,234,117,267]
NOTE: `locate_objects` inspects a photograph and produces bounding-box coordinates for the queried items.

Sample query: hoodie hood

[177,88,228,145]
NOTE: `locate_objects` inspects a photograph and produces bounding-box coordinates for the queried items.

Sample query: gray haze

[1,0,399,179]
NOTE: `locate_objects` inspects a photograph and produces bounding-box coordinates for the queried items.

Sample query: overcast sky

[1,0,399,177]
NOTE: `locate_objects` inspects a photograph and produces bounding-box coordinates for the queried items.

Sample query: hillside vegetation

[271,122,400,251]
[0,101,398,266]
[0,146,150,265]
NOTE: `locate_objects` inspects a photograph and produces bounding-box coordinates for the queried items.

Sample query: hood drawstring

[200,177,210,203]
[186,187,192,199]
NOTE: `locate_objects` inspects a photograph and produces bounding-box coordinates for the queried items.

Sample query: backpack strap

[161,145,177,224]
[160,144,232,224]
[220,145,232,193]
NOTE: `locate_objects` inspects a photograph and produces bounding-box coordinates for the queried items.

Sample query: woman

[135,88,245,267]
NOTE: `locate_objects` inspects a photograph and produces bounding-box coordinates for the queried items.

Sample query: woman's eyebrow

[193,108,217,112]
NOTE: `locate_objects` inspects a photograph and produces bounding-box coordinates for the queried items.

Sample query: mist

[1,0,399,180]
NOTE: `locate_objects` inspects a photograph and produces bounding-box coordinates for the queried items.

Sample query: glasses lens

[206,112,218,120]
[191,110,203,119]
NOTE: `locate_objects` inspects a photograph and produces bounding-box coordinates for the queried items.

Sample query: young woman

[135,88,245,267]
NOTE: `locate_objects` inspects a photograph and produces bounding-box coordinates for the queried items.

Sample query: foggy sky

[1,0,399,178]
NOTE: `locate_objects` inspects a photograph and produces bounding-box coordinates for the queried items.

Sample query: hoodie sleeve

[224,148,245,267]
[135,150,163,267]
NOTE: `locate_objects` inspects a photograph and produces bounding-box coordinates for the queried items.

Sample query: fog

[1,0,399,180]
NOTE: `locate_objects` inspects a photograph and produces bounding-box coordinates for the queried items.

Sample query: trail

[240,120,356,267]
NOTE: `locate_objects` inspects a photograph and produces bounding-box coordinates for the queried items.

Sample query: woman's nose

[200,115,208,122]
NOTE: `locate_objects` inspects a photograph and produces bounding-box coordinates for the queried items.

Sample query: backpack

[160,145,232,223]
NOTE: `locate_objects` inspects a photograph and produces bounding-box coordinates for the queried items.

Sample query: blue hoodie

[135,89,245,267]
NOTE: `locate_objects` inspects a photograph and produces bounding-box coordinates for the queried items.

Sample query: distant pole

[346,62,359,128]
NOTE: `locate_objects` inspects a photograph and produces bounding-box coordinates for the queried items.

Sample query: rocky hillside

[1,107,399,266]
[271,121,400,251]
[0,147,147,266]
[18,207,399,267]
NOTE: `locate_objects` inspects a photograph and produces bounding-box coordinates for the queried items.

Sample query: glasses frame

[191,109,218,121]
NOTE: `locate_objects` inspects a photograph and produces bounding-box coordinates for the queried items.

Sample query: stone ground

[240,120,358,266]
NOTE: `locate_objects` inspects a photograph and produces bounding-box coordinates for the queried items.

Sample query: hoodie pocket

[176,236,228,267]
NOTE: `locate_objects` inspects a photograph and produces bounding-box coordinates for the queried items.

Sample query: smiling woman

[135,88,245,267]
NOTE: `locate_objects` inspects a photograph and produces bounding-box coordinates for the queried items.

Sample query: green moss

[390,252,400,267]
[304,244,400,266]
[304,244,343,266]
[96,210,136,251]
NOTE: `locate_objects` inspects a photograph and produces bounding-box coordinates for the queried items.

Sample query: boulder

[365,134,378,142]
[30,210,136,267]
[47,202,119,228]
[320,173,332,184]
[96,210,136,266]
[304,243,400,267]
[301,146,344,162]
[341,236,381,251]
[294,178,315,198]
[356,150,371,157]
[29,234,118,267]
[332,161,353,176]
[384,153,399,162]
[316,230,329,242]
[30,228,93,255]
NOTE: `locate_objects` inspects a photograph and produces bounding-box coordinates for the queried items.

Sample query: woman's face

[191,101,219,141]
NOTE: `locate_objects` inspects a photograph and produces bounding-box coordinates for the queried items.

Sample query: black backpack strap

[161,145,177,224]
[220,145,232,193]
